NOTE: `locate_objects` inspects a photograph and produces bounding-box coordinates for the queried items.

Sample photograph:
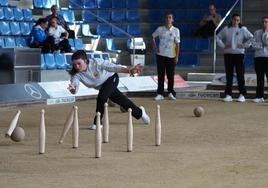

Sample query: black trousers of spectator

[254,57,268,98]
[93,73,142,124]
[58,39,72,53]
[156,54,176,96]
[67,29,75,38]
[195,21,216,38]
[224,54,246,96]
[30,36,55,53]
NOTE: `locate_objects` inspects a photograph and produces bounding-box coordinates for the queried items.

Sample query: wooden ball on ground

[120,106,127,113]
[10,127,25,142]
[193,106,205,117]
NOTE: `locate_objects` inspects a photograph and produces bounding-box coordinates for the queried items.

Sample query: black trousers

[58,39,72,53]
[67,29,75,38]
[195,21,216,38]
[93,73,142,124]
[254,57,268,98]
[156,55,176,96]
[224,54,246,96]
[30,36,55,53]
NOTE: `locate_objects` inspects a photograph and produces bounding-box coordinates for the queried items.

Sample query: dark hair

[228,13,243,28]
[262,16,268,20]
[35,18,47,27]
[166,12,174,19]
[68,50,89,76]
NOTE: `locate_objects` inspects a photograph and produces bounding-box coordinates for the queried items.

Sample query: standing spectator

[29,18,55,53]
[217,13,253,102]
[152,13,180,101]
[252,16,268,103]
[46,5,75,38]
[195,4,222,38]
[48,17,72,53]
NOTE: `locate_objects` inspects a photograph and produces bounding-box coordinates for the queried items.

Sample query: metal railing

[212,0,243,73]
[67,0,136,65]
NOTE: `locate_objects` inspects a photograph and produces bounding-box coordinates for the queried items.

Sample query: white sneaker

[140,106,150,125]
[223,95,233,102]
[168,93,176,100]
[89,124,103,130]
[252,98,264,103]
[154,94,164,101]
[237,94,246,102]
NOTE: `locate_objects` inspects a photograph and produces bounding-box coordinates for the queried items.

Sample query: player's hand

[174,57,179,64]
[130,64,142,74]
[68,84,76,94]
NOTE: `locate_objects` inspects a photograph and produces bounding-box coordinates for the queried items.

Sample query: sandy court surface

[1,98,268,188]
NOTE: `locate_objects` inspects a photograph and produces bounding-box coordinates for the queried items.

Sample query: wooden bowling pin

[72,106,79,149]
[155,105,161,146]
[5,110,21,137]
[95,112,102,158]
[103,103,109,143]
[127,108,133,152]
[58,108,74,144]
[39,109,46,154]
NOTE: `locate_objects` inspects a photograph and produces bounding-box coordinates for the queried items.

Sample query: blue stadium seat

[23,9,33,21]
[43,53,56,69]
[111,10,125,22]
[13,8,24,21]
[82,10,97,22]
[81,24,100,39]
[126,0,139,9]
[0,21,10,35]
[3,7,14,21]
[54,53,67,69]
[43,0,55,9]
[33,0,43,8]
[178,54,200,67]
[68,38,75,50]
[0,8,4,20]
[59,10,75,23]
[196,38,210,52]
[112,24,126,37]
[20,22,31,36]
[40,54,46,70]
[97,0,111,8]
[112,0,125,8]
[96,25,111,37]
[173,10,188,22]
[102,53,110,60]
[84,0,96,9]
[93,53,101,58]
[4,38,16,47]
[68,0,83,9]
[97,10,110,21]
[148,10,165,23]
[10,22,21,36]
[86,53,93,59]
[106,38,121,53]
[126,10,139,22]
[15,38,27,47]
[0,0,8,6]
[127,24,141,36]
[65,54,73,69]
[0,38,4,47]
[181,39,196,52]
[74,38,84,50]
[244,53,254,68]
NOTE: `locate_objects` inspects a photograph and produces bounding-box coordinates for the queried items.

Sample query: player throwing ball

[67,50,150,129]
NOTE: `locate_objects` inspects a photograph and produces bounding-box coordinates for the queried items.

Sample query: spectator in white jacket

[252,16,268,103]
[217,13,253,102]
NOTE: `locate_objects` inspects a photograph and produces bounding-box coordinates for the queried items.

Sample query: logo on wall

[24,84,42,99]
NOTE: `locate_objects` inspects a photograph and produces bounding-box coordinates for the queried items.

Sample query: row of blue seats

[68,0,139,9]
[0,37,28,48]
[41,52,110,70]
[180,39,210,52]
[0,7,33,21]
[81,10,139,23]
[0,21,35,36]
[33,0,59,9]
[145,0,237,9]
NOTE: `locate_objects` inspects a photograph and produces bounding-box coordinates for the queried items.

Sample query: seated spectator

[46,5,75,38]
[48,17,72,53]
[29,18,55,53]
[195,4,222,38]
